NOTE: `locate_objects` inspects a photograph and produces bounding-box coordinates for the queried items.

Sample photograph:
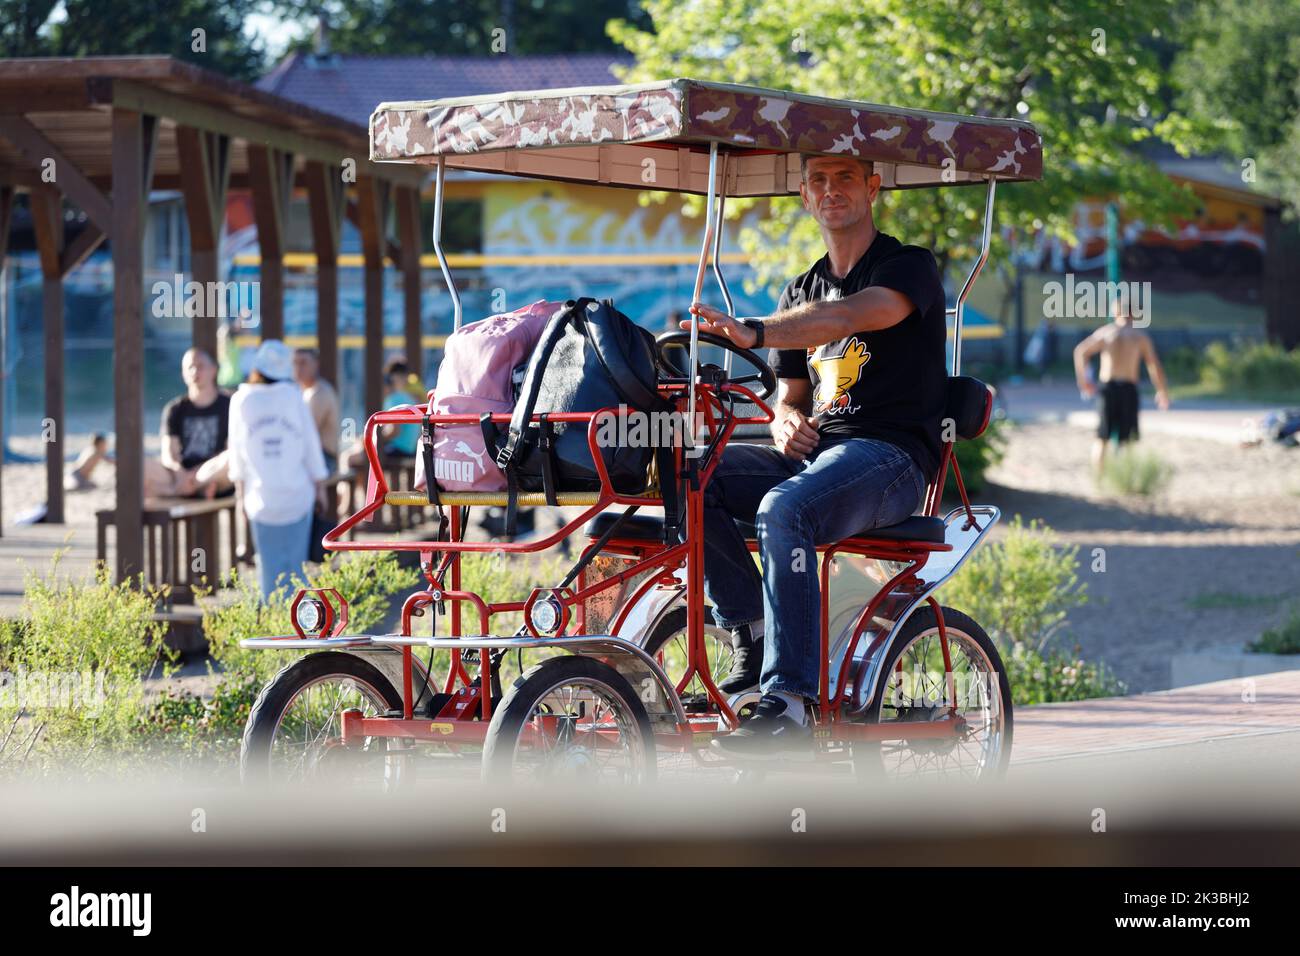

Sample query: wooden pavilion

[0,56,428,582]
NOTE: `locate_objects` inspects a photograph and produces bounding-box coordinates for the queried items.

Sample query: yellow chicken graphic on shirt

[810,337,871,415]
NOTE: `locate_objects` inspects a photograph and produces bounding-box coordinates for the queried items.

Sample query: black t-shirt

[162,392,231,470]
[770,231,946,480]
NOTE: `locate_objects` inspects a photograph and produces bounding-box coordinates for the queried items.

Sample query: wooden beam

[0,86,94,113]
[247,144,294,341]
[111,78,425,190]
[305,160,345,391]
[177,127,231,356]
[0,114,113,232]
[395,186,423,379]
[59,221,106,278]
[30,188,66,525]
[356,175,390,416]
[0,186,12,539]
[111,108,156,582]
[345,196,401,264]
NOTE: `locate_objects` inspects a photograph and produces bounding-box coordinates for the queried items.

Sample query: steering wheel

[654,330,776,402]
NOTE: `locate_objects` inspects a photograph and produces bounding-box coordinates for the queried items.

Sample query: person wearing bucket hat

[227,339,330,599]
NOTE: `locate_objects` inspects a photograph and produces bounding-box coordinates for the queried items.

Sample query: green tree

[610,0,1201,292]
[273,0,652,56]
[0,0,268,80]
[1172,0,1300,212]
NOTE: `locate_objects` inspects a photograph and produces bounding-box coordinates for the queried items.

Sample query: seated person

[293,347,342,474]
[65,433,111,491]
[143,348,233,499]
[342,357,423,471]
[688,155,945,761]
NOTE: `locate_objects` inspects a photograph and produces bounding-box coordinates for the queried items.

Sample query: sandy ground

[0,432,136,529]
[980,421,1300,692]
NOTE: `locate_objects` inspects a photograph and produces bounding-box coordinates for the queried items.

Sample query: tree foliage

[0,0,268,80]
[610,0,1202,293]
[272,0,652,56]
[1172,0,1300,214]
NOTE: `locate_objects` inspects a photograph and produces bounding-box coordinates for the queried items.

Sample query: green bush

[185,550,419,744]
[0,560,172,772]
[940,516,1120,704]
[945,415,1009,497]
[1003,642,1126,705]
[941,516,1087,650]
[1097,445,1173,497]
[1248,606,1300,655]
[1200,341,1300,397]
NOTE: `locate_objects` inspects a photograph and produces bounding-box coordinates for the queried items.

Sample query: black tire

[853,606,1013,781]
[482,655,656,785]
[639,606,739,700]
[241,651,403,786]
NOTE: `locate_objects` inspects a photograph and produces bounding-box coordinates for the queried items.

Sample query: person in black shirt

[682,154,947,759]
[143,348,232,498]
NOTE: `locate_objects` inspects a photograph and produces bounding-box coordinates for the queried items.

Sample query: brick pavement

[1011,669,1300,764]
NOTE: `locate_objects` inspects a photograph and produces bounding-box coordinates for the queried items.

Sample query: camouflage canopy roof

[370,78,1042,195]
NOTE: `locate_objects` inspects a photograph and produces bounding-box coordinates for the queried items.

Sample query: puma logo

[433,438,489,483]
[810,337,870,414]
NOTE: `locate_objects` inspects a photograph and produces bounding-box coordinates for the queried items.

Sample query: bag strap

[656,443,679,545]
[538,414,559,507]
[496,298,589,473]
[421,413,440,508]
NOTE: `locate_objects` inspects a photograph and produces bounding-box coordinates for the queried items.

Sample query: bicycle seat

[584,512,946,544]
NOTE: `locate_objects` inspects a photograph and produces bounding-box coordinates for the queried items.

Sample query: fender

[841,506,1001,715]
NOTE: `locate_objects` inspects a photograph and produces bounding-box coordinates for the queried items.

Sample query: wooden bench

[96,495,242,602]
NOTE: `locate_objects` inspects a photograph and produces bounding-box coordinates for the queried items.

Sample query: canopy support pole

[710,152,734,373]
[432,156,461,332]
[948,177,997,377]
[688,143,721,435]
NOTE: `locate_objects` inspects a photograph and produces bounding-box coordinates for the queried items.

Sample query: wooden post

[305,160,344,390]
[30,188,65,525]
[111,109,159,582]
[0,186,12,538]
[247,145,294,342]
[356,175,390,417]
[395,185,423,380]
[176,128,231,358]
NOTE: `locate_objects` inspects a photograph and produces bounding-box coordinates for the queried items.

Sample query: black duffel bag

[487,297,678,539]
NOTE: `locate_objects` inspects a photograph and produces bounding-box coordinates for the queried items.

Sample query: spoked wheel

[482,656,655,785]
[241,652,404,788]
[639,606,761,779]
[853,606,1012,782]
[640,607,742,707]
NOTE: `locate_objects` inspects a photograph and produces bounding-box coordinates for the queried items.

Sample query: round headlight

[296,598,325,634]
[529,595,562,635]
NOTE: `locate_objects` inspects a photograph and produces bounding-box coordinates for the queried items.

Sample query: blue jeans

[249,510,313,600]
[699,437,926,700]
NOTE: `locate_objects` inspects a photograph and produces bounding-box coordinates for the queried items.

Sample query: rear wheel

[853,606,1012,781]
[639,607,739,704]
[241,652,403,788]
[482,655,656,785]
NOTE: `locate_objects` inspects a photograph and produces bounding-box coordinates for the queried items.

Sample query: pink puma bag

[414,299,561,493]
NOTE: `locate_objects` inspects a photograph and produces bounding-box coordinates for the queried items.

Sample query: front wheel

[853,606,1012,781]
[482,655,656,785]
[240,651,403,787]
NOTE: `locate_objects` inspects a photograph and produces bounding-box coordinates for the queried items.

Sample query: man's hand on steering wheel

[680,301,759,350]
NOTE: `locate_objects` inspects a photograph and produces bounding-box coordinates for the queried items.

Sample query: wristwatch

[738,316,765,350]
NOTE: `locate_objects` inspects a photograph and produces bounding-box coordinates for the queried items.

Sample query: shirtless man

[1073,298,1170,468]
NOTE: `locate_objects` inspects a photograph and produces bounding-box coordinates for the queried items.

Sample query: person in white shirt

[228,340,329,599]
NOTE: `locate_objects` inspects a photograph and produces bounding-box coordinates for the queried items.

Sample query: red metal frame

[310,377,987,759]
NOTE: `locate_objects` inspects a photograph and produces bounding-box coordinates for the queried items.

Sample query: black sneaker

[710,693,813,761]
[716,622,764,696]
